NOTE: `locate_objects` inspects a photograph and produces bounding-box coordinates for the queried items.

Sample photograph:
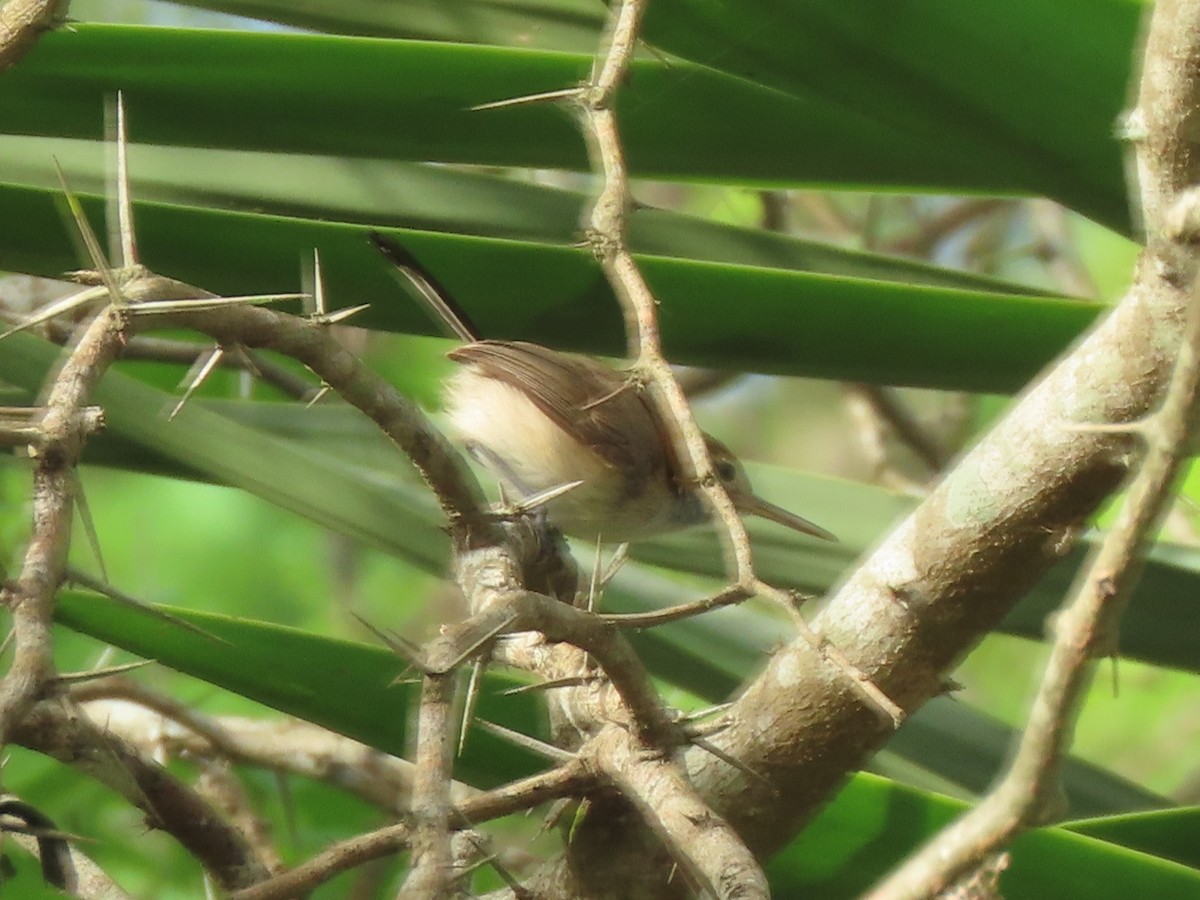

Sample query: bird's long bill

[734,491,837,542]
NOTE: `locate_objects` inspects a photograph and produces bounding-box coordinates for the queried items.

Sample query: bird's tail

[370,232,482,342]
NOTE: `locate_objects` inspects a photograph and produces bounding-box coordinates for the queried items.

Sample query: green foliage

[0,0,1195,897]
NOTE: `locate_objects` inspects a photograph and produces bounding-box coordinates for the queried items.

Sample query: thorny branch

[579,0,759,591]
[444,512,763,897]
[436,583,680,748]
[843,383,948,484]
[0,146,701,896]
[0,311,124,748]
[0,174,498,894]
[476,4,1200,900]
[114,281,491,534]
[229,762,592,900]
[72,678,434,811]
[27,315,318,399]
[646,0,1199,880]
[3,1,1196,897]
[0,205,288,893]
[381,2,877,896]
[872,225,1200,897]
[589,725,769,900]
[574,0,902,730]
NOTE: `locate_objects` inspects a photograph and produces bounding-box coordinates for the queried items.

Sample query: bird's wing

[448,341,671,485]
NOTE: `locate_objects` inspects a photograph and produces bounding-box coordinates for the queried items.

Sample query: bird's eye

[714,459,738,483]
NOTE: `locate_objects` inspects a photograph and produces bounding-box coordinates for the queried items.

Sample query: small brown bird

[372,234,834,544]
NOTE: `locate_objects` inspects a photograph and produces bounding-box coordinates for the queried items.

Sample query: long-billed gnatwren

[372,234,834,545]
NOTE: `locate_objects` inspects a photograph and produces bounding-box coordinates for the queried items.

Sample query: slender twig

[599,583,749,628]
[229,762,590,900]
[580,0,759,590]
[575,0,897,731]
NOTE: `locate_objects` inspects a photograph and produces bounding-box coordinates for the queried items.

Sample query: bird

[371,233,834,545]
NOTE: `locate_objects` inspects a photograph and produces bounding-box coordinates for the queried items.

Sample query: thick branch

[680,0,1200,865]
[865,3,1200,892]
[868,258,1200,896]
[589,726,768,900]
[681,255,1182,857]
[1133,0,1200,234]
[400,673,458,900]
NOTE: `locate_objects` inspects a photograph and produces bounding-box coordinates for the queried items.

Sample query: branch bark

[0,0,67,73]
[400,672,459,900]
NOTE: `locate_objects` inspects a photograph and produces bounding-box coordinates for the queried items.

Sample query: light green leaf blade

[0,181,1097,391]
[768,774,1199,898]
[54,590,548,789]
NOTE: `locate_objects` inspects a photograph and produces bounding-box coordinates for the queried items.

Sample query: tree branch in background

[72,678,432,811]
[13,700,272,890]
[843,382,945,492]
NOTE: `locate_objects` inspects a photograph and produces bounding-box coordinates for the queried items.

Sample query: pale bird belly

[444,371,682,541]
